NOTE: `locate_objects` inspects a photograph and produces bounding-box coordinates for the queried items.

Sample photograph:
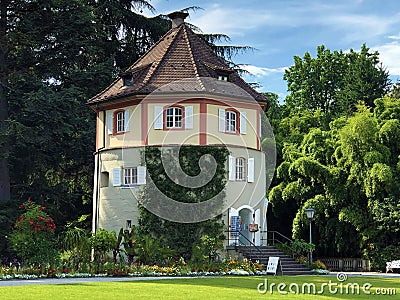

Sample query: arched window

[165,106,183,128]
[116,110,125,133]
[108,109,129,135]
[226,110,238,133]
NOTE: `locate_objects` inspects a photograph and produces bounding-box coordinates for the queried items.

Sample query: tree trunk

[0,0,10,202]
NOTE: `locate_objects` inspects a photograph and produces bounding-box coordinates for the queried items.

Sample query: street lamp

[305,207,315,265]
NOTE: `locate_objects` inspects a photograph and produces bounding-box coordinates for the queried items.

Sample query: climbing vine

[138,146,229,259]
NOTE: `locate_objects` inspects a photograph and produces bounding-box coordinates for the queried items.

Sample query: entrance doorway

[238,208,252,245]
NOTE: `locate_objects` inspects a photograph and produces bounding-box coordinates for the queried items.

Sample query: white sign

[266,256,280,275]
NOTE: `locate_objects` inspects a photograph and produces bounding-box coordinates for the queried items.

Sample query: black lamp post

[305,207,315,265]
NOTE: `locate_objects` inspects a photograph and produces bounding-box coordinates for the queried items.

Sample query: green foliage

[9,199,58,265]
[200,235,223,262]
[90,229,117,263]
[364,244,400,272]
[311,260,327,270]
[0,201,19,261]
[284,44,389,119]
[269,94,400,261]
[61,226,91,268]
[117,227,138,263]
[292,239,315,256]
[136,234,175,266]
[138,146,227,260]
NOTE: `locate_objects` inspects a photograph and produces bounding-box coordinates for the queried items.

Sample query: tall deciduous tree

[268,97,400,264]
[284,44,389,121]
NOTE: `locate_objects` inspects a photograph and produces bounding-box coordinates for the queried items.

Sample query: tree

[284,44,389,120]
[268,98,400,263]
[1,0,169,225]
[0,0,11,202]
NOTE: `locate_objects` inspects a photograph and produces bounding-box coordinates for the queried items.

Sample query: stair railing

[261,230,310,259]
[225,230,263,255]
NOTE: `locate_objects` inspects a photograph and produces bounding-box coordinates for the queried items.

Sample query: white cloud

[189,4,274,35]
[188,2,400,47]
[241,65,287,77]
[388,33,400,40]
[372,41,400,75]
[320,13,400,43]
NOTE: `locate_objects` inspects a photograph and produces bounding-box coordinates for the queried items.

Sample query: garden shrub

[90,228,117,263]
[61,226,91,268]
[365,244,400,271]
[9,198,58,265]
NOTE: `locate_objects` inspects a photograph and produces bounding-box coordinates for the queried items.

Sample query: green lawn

[1,276,399,300]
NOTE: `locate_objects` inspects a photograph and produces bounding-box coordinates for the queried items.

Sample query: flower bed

[0,259,272,281]
[1,269,272,281]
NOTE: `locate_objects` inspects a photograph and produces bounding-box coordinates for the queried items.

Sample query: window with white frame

[124,167,138,185]
[166,107,183,128]
[116,111,125,133]
[112,166,146,187]
[235,157,245,181]
[107,109,130,135]
[219,108,246,134]
[228,155,254,183]
[225,110,237,133]
[153,105,193,130]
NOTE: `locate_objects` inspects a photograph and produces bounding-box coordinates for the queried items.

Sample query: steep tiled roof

[88,21,267,105]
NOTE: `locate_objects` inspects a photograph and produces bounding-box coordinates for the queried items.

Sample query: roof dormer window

[122,73,133,87]
[218,75,228,81]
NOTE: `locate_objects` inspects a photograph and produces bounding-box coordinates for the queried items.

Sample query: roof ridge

[129,29,179,89]
[140,25,188,90]
[126,26,176,70]
[183,26,205,91]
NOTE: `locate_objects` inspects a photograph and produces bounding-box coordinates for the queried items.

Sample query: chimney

[167,11,189,28]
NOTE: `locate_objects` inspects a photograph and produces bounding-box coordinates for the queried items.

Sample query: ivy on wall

[138,146,229,259]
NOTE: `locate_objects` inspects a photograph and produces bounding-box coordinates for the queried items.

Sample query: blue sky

[144,0,400,100]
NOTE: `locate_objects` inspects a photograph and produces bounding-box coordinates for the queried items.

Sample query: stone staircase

[238,246,314,275]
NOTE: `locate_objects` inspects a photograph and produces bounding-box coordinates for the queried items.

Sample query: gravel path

[0,276,194,287]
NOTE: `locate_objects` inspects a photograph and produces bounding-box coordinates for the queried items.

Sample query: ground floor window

[236,157,245,181]
[124,167,138,185]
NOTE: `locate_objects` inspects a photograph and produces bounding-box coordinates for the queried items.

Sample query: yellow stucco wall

[146,103,200,146]
[101,102,259,150]
[105,105,142,149]
[206,104,258,149]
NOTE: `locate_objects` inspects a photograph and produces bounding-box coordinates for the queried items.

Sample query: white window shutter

[185,106,193,129]
[219,108,225,132]
[154,106,163,129]
[108,112,113,135]
[124,109,130,132]
[137,166,146,185]
[240,112,247,134]
[112,168,122,186]
[247,158,255,183]
[228,155,236,181]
